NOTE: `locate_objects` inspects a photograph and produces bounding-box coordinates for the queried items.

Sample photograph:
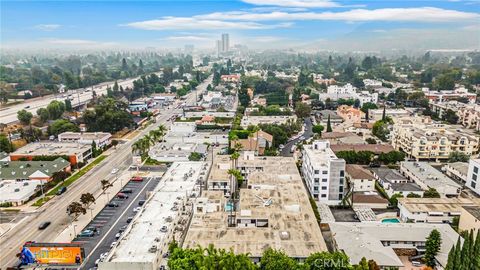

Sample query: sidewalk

[54,170,137,242]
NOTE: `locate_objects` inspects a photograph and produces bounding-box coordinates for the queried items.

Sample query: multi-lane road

[0,76,210,269]
[0,75,154,124]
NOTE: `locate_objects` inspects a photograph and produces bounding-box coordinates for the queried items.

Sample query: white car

[279,144,285,149]
[111,168,119,174]
[110,241,117,248]
[133,207,142,213]
[115,233,121,239]
[100,252,109,259]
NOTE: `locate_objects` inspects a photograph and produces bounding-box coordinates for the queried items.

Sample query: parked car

[121,189,133,194]
[56,186,67,195]
[110,242,117,248]
[115,232,121,239]
[130,176,143,182]
[38,221,51,230]
[86,226,99,233]
[117,193,129,199]
[160,226,168,233]
[133,207,142,213]
[78,230,95,237]
[126,216,134,223]
[138,200,146,206]
[106,202,119,207]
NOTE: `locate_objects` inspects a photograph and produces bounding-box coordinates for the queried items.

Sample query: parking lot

[75,175,162,269]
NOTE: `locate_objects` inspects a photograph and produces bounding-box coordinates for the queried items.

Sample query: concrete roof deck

[401,162,461,189]
[398,197,478,213]
[11,142,91,156]
[207,153,231,183]
[184,156,327,258]
[106,162,205,264]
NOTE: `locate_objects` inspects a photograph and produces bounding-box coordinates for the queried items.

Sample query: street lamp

[73,224,78,236]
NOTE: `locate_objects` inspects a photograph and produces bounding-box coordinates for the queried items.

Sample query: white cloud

[196,7,479,22]
[242,0,341,8]
[123,17,292,30]
[34,24,61,31]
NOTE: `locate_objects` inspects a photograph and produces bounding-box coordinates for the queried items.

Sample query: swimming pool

[225,202,234,212]
[382,218,400,223]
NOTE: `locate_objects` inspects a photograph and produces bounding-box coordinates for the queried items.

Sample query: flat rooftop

[329,222,460,268]
[0,180,41,202]
[398,197,478,213]
[11,142,91,156]
[104,162,206,264]
[184,156,327,258]
[207,152,231,183]
[58,132,111,140]
[401,162,461,190]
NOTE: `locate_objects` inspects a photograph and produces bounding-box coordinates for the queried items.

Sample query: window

[314,170,320,174]
[321,194,327,198]
[322,170,328,174]
[338,194,343,200]
[474,166,478,174]
[339,186,344,192]
[322,178,328,182]
[321,186,327,190]
[471,182,477,189]
[473,174,478,181]
[340,170,345,177]
[339,178,344,184]
[314,178,319,184]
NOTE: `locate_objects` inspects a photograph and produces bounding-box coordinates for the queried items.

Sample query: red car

[130,176,143,182]
[117,193,129,199]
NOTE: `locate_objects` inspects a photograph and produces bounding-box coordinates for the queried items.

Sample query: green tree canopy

[17,109,33,125]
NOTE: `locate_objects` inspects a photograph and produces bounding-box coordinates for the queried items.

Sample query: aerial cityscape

[0,0,479,269]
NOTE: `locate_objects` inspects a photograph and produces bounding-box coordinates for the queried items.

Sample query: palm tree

[132,140,143,155]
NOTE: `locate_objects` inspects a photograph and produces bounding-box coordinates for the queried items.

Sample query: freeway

[0,76,211,269]
[0,75,155,124]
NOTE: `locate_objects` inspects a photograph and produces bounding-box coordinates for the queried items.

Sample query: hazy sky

[1,0,479,51]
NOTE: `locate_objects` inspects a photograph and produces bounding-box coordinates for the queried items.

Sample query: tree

[46,100,66,120]
[52,171,70,182]
[0,134,13,153]
[442,109,458,124]
[47,119,79,136]
[17,109,33,125]
[372,120,389,142]
[83,98,133,133]
[424,229,442,267]
[407,193,421,198]
[423,188,441,198]
[389,193,403,207]
[365,138,377,144]
[111,139,119,149]
[326,115,333,132]
[260,248,298,270]
[448,151,470,163]
[353,257,369,270]
[80,193,96,206]
[312,125,324,135]
[37,108,49,123]
[294,102,311,118]
[361,102,378,114]
[66,201,86,217]
[101,179,113,191]
[381,105,386,122]
[64,99,73,112]
[188,152,202,161]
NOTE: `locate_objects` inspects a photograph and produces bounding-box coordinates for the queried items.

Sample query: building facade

[302,140,346,204]
[466,159,480,195]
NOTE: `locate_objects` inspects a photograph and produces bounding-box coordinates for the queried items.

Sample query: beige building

[336,105,364,124]
[392,118,480,161]
[345,164,375,192]
[459,206,480,236]
[184,155,328,261]
[458,105,480,132]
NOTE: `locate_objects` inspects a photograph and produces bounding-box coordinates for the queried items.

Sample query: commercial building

[429,101,467,119]
[400,162,461,198]
[99,162,207,270]
[184,155,328,260]
[58,132,112,148]
[329,222,460,268]
[423,86,476,104]
[459,206,480,236]
[301,140,346,204]
[240,115,297,128]
[397,197,477,224]
[10,142,92,165]
[370,167,424,198]
[442,162,469,184]
[466,159,480,195]
[0,180,42,206]
[0,157,71,182]
[391,121,480,161]
[221,33,229,53]
[345,164,375,192]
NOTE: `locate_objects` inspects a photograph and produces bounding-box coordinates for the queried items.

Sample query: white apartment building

[423,86,477,104]
[363,79,383,88]
[368,108,411,122]
[345,164,375,192]
[466,159,480,195]
[458,105,480,132]
[301,140,346,204]
[398,197,477,224]
[392,120,480,161]
[400,162,461,198]
[319,83,378,106]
